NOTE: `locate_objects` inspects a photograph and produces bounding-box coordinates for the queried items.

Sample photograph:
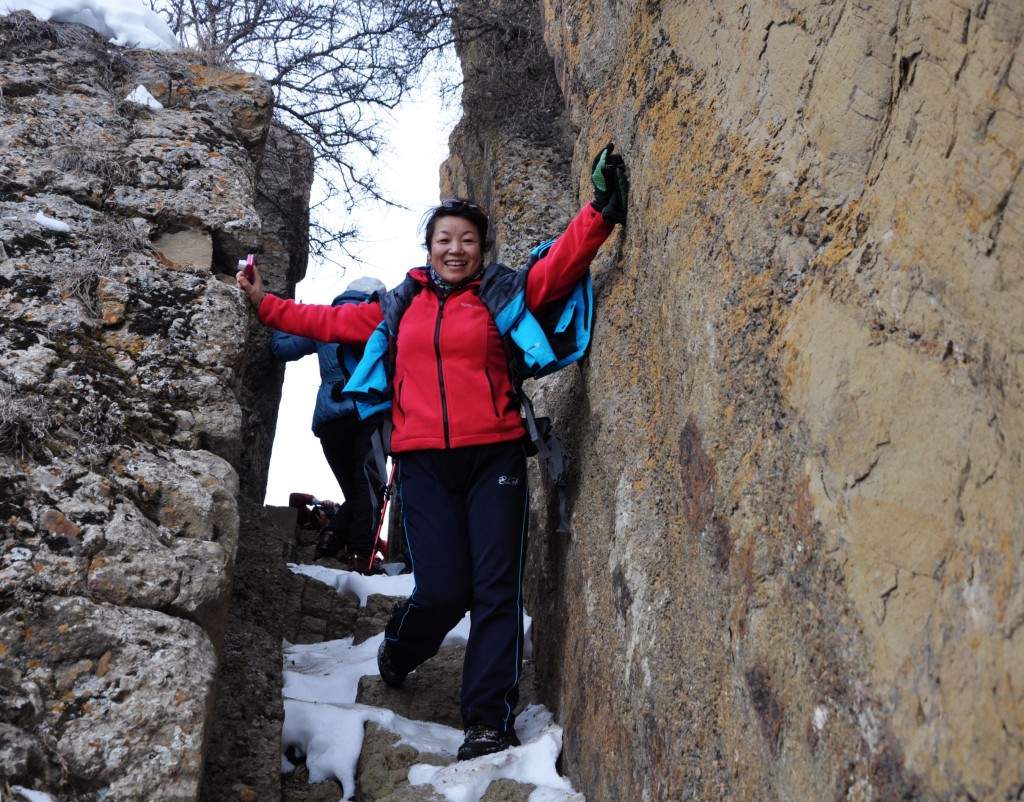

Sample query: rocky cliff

[0,13,309,799]
[443,0,1023,800]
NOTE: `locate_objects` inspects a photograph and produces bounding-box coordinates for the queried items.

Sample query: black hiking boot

[376,640,407,688]
[348,552,372,575]
[313,528,344,560]
[456,725,520,761]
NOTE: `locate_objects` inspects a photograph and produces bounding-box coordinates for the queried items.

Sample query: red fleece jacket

[258,203,614,452]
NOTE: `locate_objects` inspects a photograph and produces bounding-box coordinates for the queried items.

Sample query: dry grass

[0,382,52,457]
[0,9,98,50]
[47,221,155,315]
[51,146,136,187]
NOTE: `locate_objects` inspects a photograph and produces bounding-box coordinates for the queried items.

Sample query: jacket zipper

[434,292,450,447]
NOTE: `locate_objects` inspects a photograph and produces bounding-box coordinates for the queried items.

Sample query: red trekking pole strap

[367,462,397,572]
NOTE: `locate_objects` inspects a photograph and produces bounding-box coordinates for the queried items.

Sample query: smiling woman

[238,142,628,761]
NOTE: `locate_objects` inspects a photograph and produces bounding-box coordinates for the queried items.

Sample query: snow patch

[281,567,563,801]
[34,211,69,232]
[0,0,176,49]
[125,84,163,109]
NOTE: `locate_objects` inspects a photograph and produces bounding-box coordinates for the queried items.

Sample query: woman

[238,144,628,760]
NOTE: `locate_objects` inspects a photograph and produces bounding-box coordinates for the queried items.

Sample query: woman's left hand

[590,142,628,225]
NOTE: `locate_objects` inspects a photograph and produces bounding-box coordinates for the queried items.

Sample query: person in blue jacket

[271,275,387,572]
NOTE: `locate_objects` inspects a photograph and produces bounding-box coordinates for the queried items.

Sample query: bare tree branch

[148,0,456,257]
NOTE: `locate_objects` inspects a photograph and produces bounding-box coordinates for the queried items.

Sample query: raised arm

[524,143,628,309]
[524,203,615,308]
[237,261,383,345]
[258,293,383,346]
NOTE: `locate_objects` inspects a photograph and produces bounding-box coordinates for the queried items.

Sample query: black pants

[385,440,529,732]
[318,416,382,556]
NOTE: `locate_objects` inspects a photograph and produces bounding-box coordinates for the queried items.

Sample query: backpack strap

[518,390,571,534]
[342,275,420,413]
[365,418,393,517]
[347,276,421,513]
[478,262,578,533]
[379,274,420,336]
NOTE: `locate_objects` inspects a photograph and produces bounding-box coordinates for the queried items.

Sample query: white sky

[2,3,585,801]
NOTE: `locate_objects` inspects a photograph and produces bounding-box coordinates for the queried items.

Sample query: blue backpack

[344,238,593,532]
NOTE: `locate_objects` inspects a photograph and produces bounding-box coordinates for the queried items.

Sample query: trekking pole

[367,462,397,573]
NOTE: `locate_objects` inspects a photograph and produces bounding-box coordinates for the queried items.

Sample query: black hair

[422,198,491,253]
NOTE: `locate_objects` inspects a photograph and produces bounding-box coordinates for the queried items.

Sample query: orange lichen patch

[987,531,1019,625]
[743,144,783,200]
[954,137,1019,233]
[102,331,147,358]
[730,433,768,507]
[810,200,862,272]
[97,650,113,677]
[891,207,910,236]
[40,509,80,538]
[791,475,818,550]
[60,660,95,689]
[184,64,267,95]
[722,269,778,336]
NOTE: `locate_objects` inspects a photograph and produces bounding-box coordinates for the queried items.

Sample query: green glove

[590,142,629,225]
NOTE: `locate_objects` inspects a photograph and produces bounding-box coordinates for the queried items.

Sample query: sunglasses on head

[440,198,488,218]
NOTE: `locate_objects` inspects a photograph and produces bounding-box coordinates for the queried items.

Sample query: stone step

[204,501,548,802]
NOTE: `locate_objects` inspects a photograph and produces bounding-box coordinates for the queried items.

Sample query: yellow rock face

[448,0,1024,798]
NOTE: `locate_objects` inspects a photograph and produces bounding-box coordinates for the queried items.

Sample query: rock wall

[0,14,308,799]
[445,1,1023,800]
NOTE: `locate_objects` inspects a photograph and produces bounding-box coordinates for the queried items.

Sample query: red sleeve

[524,203,615,310]
[258,294,383,345]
